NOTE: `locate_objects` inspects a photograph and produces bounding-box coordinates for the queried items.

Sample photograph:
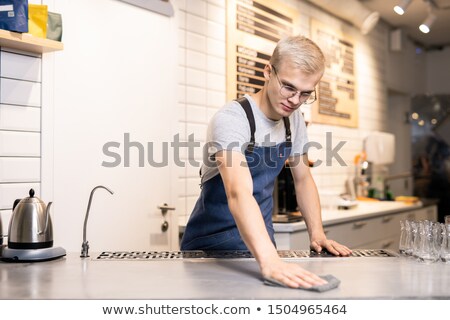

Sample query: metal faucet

[80,185,114,258]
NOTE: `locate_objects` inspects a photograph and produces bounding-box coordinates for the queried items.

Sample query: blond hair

[270,35,325,75]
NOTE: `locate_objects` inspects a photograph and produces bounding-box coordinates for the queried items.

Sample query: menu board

[226,0,298,100]
[310,19,358,128]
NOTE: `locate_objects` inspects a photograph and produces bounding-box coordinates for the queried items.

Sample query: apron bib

[180,97,292,250]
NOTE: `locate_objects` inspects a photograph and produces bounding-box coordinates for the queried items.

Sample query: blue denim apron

[180,97,292,250]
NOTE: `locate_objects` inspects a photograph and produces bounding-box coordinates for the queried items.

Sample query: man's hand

[310,237,352,256]
[261,258,327,289]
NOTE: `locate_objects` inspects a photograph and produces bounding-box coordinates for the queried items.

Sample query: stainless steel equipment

[8,189,53,249]
[0,189,66,262]
[80,185,114,258]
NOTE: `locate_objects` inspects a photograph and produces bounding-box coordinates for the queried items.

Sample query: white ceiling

[360,0,450,49]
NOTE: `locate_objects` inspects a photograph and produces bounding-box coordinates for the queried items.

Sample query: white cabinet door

[46,0,179,252]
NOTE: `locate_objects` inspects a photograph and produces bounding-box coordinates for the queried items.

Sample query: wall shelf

[0,29,63,54]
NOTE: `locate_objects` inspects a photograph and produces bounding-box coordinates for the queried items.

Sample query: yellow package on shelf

[28,4,48,38]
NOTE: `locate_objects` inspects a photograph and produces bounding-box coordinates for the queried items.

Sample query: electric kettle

[8,189,53,249]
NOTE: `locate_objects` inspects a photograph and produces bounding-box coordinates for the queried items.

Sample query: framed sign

[311,19,358,128]
[226,0,298,100]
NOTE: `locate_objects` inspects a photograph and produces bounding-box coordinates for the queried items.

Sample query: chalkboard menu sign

[310,19,358,128]
[226,0,298,100]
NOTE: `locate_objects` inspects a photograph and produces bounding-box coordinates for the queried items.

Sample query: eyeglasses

[271,65,317,105]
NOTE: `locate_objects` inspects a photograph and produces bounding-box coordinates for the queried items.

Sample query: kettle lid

[19,189,45,204]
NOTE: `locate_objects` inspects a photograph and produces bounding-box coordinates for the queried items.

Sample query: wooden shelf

[0,29,63,54]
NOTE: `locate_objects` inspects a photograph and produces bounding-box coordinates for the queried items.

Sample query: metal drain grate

[96,249,397,260]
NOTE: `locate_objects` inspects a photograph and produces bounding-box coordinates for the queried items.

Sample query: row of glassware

[399,216,450,263]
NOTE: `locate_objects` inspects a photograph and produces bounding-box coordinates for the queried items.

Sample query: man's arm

[215,150,327,288]
[289,154,352,256]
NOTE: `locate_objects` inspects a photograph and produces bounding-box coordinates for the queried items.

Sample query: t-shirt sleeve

[290,111,309,157]
[206,101,251,158]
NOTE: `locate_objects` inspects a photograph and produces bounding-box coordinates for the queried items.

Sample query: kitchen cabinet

[274,203,438,250]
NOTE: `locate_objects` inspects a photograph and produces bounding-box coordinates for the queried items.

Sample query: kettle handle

[12,199,21,211]
[38,201,53,235]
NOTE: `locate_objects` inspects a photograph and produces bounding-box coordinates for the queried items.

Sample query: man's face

[263,62,322,120]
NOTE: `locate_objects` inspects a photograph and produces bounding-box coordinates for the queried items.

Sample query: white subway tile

[0,131,40,157]
[207,90,226,108]
[206,107,218,121]
[0,78,41,107]
[186,50,207,70]
[177,196,187,219]
[178,139,203,160]
[186,86,207,105]
[178,213,189,227]
[185,0,207,17]
[178,177,187,197]
[178,47,186,66]
[186,177,202,195]
[207,3,225,25]
[178,84,186,103]
[178,103,186,121]
[207,55,225,75]
[206,73,225,91]
[186,31,207,52]
[186,104,208,123]
[0,183,40,210]
[178,121,187,140]
[206,20,225,41]
[186,68,207,88]
[178,30,186,48]
[178,9,186,28]
[178,66,186,85]
[186,123,207,141]
[0,51,41,82]
[187,196,200,213]
[186,161,202,177]
[186,13,207,36]
[174,0,186,11]
[0,158,40,183]
[207,38,225,58]
[0,104,40,131]
[207,0,225,8]
[177,163,187,180]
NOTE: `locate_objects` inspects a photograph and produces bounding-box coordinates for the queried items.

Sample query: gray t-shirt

[201,94,309,183]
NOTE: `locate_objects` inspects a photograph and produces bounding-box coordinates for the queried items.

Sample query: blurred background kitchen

[0,0,449,253]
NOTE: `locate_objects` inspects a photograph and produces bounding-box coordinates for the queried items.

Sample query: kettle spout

[38,201,53,235]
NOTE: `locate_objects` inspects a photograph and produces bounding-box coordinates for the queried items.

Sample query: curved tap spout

[80,185,114,258]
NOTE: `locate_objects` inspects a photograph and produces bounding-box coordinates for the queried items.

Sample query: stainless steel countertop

[1,252,449,299]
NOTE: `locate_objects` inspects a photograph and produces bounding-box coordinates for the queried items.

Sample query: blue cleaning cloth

[264,274,341,292]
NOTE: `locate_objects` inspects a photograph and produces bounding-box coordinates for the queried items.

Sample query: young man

[181,35,351,288]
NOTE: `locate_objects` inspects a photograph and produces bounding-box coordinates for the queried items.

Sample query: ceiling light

[394,0,413,15]
[419,12,437,33]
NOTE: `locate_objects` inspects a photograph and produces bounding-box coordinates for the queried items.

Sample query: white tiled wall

[0,49,42,236]
[175,0,227,224]
[175,0,391,225]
